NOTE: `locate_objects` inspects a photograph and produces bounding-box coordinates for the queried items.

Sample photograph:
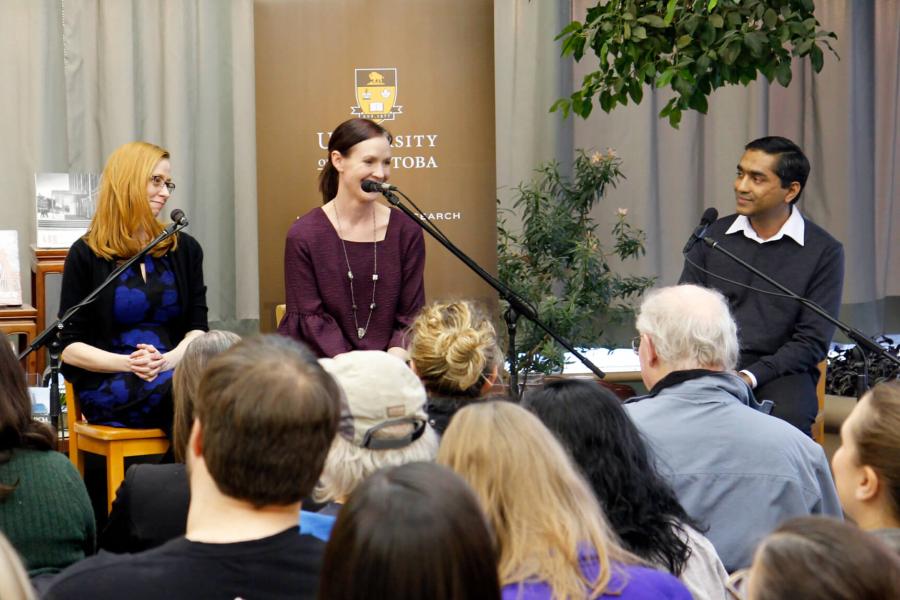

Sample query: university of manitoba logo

[351,68,402,123]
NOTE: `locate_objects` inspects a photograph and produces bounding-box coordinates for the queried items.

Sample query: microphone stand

[699,236,900,397]
[380,189,605,400]
[19,221,188,443]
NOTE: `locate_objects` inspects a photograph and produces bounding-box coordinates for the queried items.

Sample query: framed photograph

[35,172,100,248]
[0,230,23,306]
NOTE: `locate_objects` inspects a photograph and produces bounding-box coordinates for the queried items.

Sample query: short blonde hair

[313,426,439,504]
[409,301,501,397]
[437,401,633,599]
[85,141,176,260]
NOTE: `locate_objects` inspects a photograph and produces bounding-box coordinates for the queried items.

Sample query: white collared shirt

[725,208,805,388]
[725,207,805,246]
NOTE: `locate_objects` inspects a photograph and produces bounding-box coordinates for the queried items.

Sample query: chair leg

[106,445,126,515]
[69,437,86,477]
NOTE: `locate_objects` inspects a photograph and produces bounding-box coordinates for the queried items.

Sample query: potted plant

[497,149,655,376]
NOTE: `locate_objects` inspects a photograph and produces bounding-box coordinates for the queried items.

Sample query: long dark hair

[318,118,392,204]
[0,341,55,500]
[524,379,699,575]
[318,462,501,600]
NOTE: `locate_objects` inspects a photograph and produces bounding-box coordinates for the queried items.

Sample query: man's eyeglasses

[149,175,176,191]
[631,335,642,355]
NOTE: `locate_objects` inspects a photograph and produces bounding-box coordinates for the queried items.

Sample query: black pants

[753,370,819,437]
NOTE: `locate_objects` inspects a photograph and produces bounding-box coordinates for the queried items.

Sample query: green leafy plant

[497,149,655,375]
[552,0,838,127]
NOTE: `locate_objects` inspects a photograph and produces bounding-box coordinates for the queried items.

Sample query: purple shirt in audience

[501,557,692,600]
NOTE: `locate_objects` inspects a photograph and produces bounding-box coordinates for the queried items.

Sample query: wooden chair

[65,381,169,513]
[275,304,286,328]
[812,360,827,445]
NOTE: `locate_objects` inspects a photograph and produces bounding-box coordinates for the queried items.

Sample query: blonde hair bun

[410,301,500,397]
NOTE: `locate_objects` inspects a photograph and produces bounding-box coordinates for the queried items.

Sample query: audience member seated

[317,462,501,600]
[730,516,900,599]
[0,531,36,600]
[0,338,94,585]
[831,380,900,554]
[100,330,240,553]
[307,350,438,540]
[408,301,501,433]
[624,284,841,571]
[44,335,341,600]
[438,401,692,599]
[526,379,728,599]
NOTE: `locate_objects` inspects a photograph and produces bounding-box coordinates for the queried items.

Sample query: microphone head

[361,180,382,193]
[701,207,718,225]
[169,208,186,225]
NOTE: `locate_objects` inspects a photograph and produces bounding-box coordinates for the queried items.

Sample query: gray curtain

[0,0,259,331]
[496,0,900,337]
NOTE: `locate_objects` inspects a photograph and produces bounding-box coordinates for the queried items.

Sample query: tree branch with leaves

[552,0,837,127]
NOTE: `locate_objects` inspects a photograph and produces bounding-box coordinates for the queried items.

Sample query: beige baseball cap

[319,350,428,449]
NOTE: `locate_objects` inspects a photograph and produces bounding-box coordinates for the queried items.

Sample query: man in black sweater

[45,336,342,600]
[680,136,844,436]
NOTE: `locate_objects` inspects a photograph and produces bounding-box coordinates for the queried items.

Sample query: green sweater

[0,449,95,576]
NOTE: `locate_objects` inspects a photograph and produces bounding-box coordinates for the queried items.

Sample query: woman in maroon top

[279,118,426,358]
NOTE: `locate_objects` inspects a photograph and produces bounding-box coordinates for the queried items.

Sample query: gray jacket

[625,371,841,572]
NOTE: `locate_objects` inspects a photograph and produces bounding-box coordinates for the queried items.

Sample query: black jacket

[58,234,208,386]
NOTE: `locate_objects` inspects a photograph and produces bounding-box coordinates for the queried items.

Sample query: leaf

[549,98,570,114]
[810,44,824,72]
[796,39,814,55]
[677,34,692,49]
[554,21,582,41]
[632,25,647,40]
[628,79,643,104]
[637,15,667,28]
[656,68,676,88]
[720,41,741,65]
[696,54,711,71]
[684,15,702,35]
[665,0,678,25]
[668,107,682,128]
[763,8,778,29]
[707,0,719,11]
[743,31,766,56]
[709,14,724,28]
[774,62,792,86]
[672,75,694,97]
[699,23,716,47]
[688,93,709,113]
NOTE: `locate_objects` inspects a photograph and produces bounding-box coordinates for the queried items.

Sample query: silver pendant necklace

[333,203,378,340]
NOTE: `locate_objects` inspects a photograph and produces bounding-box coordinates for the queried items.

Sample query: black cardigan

[58,234,209,387]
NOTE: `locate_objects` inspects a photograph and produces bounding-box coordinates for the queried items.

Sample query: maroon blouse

[278,207,426,357]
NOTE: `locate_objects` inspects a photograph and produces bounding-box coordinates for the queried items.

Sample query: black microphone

[682,207,718,253]
[165,209,188,233]
[361,180,398,193]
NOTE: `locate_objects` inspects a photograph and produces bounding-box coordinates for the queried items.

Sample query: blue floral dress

[76,255,181,429]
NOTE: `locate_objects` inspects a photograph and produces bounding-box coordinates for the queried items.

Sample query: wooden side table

[31,246,69,374]
[0,304,38,375]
